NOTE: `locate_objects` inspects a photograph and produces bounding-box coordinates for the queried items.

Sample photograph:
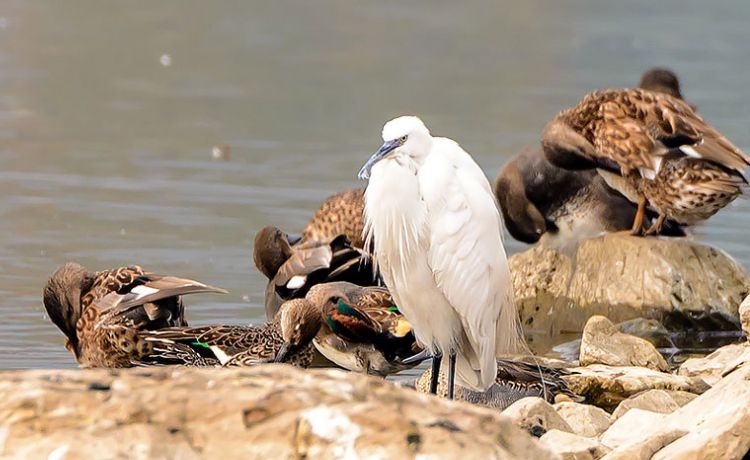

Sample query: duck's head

[253,225,295,280]
[494,162,548,244]
[305,281,359,313]
[43,262,94,359]
[275,298,322,362]
[358,115,433,180]
[639,68,683,100]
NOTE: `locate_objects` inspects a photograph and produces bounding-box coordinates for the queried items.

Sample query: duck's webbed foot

[644,214,667,236]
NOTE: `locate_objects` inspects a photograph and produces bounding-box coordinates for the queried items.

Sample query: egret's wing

[421,139,522,388]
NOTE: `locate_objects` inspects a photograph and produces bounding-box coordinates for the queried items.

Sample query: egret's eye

[400,135,408,143]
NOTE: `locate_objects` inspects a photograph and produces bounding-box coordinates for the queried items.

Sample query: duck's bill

[357,139,401,180]
[274,342,291,363]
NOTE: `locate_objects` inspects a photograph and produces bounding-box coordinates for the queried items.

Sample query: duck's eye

[329,296,341,306]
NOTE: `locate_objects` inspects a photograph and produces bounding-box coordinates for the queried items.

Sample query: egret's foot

[429,352,443,395]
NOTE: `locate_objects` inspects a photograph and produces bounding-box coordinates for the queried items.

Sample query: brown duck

[43,262,227,368]
[137,298,322,367]
[301,188,366,248]
[541,88,749,235]
[495,68,690,244]
[305,282,423,376]
[254,227,378,320]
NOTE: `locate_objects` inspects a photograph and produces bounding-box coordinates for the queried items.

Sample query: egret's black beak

[274,342,291,363]
[358,139,401,180]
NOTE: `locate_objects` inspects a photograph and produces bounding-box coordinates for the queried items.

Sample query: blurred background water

[1,0,749,369]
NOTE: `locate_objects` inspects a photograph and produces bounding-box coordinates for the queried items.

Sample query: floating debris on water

[212,144,231,161]
[160,53,172,67]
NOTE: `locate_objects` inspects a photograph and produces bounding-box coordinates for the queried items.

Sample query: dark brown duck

[43,262,226,368]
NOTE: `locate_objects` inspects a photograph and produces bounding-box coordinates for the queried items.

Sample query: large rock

[0,366,558,459]
[739,293,750,337]
[563,365,709,410]
[511,233,749,335]
[502,397,572,437]
[599,364,750,459]
[579,316,668,371]
[599,409,673,451]
[554,402,611,437]
[610,389,682,420]
[678,342,750,386]
[539,429,610,460]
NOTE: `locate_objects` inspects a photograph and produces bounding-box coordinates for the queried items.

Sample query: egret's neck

[363,157,427,274]
[406,135,433,171]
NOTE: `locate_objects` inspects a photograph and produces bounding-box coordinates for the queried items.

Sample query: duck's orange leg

[644,214,667,236]
[630,195,647,236]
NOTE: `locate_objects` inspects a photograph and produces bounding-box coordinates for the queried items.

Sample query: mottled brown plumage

[542,88,749,234]
[43,262,226,368]
[496,69,690,244]
[416,358,579,410]
[257,231,379,319]
[138,298,321,368]
[302,188,365,248]
[305,282,423,376]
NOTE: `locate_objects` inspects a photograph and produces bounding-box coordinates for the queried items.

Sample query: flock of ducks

[43,67,748,406]
[496,68,748,246]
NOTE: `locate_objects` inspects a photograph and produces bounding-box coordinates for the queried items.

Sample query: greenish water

[1,1,749,369]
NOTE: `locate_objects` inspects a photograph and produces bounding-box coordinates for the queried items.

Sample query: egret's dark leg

[429,351,443,395]
[447,349,457,400]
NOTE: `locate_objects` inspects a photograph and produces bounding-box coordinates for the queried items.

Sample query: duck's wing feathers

[270,241,333,288]
[139,324,272,365]
[141,325,258,351]
[302,188,366,248]
[348,287,410,336]
[591,90,749,178]
[115,273,228,312]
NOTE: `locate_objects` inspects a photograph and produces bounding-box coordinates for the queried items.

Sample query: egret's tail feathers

[454,333,497,391]
[454,353,496,392]
[495,293,529,356]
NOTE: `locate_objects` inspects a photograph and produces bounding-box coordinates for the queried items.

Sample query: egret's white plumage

[359,116,524,391]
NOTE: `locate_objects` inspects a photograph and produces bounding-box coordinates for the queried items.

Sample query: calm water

[1,1,749,369]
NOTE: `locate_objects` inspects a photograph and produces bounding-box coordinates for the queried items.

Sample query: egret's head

[358,115,432,180]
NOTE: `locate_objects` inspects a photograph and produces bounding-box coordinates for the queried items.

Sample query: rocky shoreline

[3,334,750,459]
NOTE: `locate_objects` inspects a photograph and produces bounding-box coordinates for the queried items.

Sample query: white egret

[357,116,525,398]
